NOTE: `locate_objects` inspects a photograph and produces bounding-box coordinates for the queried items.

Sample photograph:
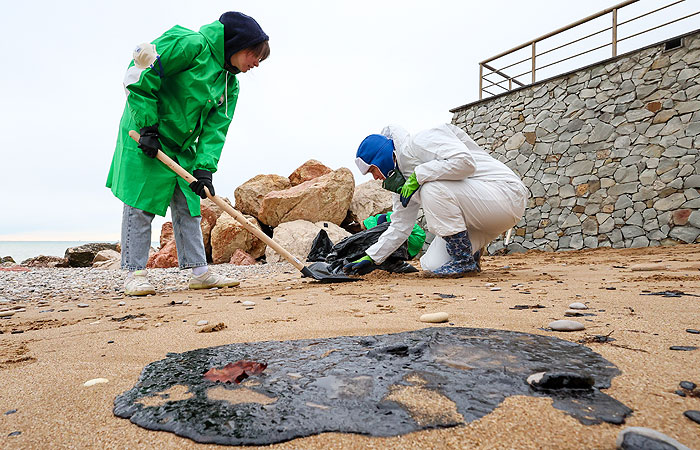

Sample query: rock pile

[19,159,391,270]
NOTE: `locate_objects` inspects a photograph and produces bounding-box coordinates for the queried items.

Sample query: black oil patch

[113,327,631,445]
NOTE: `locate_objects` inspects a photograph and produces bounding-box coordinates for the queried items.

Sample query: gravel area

[0,263,295,302]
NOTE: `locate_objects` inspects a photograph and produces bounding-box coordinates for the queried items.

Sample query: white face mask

[132,43,159,69]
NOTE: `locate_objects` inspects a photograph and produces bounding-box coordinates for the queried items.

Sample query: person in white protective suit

[344,123,528,277]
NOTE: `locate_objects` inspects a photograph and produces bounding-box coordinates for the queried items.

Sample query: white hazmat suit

[363,123,528,269]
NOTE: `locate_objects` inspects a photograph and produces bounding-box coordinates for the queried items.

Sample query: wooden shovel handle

[128,130,305,271]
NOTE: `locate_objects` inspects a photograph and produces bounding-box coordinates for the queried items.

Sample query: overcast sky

[0,0,695,241]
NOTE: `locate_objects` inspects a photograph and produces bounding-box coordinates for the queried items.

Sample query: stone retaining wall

[450,30,700,254]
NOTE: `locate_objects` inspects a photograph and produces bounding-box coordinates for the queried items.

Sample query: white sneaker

[189,269,240,289]
[125,270,155,296]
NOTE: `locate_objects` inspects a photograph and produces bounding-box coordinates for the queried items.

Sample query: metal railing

[478,0,700,99]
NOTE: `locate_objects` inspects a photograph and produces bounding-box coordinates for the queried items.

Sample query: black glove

[138,124,161,158]
[189,169,215,199]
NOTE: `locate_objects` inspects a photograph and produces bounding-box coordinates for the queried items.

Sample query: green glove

[399,172,420,207]
[343,254,374,274]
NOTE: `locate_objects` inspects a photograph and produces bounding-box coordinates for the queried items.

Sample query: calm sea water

[0,241,157,264]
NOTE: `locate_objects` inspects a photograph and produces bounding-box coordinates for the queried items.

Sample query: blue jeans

[121,184,207,270]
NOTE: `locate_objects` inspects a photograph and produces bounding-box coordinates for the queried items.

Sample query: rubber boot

[430,230,480,276]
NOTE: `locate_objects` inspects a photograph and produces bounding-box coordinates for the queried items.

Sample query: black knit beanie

[219,12,268,67]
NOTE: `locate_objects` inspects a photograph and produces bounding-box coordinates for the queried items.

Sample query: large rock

[65,243,118,267]
[265,220,351,263]
[347,179,392,223]
[288,159,332,186]
[92,249,121,269]
[234,175,291,217]
[21,255,68,268]
[211,213,266,264]
[201,197,234,220]
[258,168,355,227]
[200,203,218,262]
[160,222,174,248]
[147,240,178,268]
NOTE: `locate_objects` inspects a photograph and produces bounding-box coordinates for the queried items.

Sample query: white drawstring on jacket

[225,71,229,118]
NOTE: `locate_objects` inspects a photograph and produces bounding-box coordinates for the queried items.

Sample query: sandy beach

[1,244,699,449]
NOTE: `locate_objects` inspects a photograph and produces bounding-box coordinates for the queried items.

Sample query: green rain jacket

[107,20,239,217]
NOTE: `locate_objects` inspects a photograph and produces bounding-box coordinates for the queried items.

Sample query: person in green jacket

[106,12,270,296]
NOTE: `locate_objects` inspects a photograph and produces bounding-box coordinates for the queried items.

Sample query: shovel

[129,131,358,283]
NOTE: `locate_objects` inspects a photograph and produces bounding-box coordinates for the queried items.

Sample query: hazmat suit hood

[355,134,395,177]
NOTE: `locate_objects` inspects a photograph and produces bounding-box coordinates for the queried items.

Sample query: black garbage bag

[306,222,418,274]
[307,230,334,262]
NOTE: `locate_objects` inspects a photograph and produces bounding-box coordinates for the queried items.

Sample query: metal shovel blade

[301,263,360,283]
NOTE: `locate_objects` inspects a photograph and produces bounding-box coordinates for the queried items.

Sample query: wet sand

[1,244,699,449]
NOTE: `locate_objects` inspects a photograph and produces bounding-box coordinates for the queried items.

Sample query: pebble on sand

[564,310,584,317]
[242,301,256,307]
[83,378,109,387]
[548,320,585,331]
[0,311,15,317]
[419,312,449,323]
[196,320,209,326]
[77,303,89,308]
[680,381,697,391]
[568,302,587,310]
[630,263,669,272]
[684,410,700,425]
[617,426,692,450]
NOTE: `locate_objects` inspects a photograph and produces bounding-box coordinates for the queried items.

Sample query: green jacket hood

[199,20,225,68]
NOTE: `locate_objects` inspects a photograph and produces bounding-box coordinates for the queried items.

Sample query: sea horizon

[0,240,157,264]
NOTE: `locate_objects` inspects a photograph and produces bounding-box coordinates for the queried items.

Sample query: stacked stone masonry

[451,31,700,254]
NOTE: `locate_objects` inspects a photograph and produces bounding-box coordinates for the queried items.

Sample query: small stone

[196,320,209,326]
[485,283,496,287]
[8,431,21,437]
[83,378,109,387]
[680,381,697,390]
[242,301,256,307]
[5,409,17,415]
[77,303,89,308]
[684,410,700,425]
[0,311,15,317]
[617,427,692,450]
[686,329,700,334]
[419,312,449,323]
[670,346,698,351]
[155,322,162,327]
[526,371,594,390]
[118,301,126,306]
[569,302,588,310]
[630,263,668,271]
[564,310,584,317]
[199,322,226,333]
[676,389,687,397]
[275,298,287,303]
[548,320,585,331]
[490,287,502,291]
[182,300,190,305]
